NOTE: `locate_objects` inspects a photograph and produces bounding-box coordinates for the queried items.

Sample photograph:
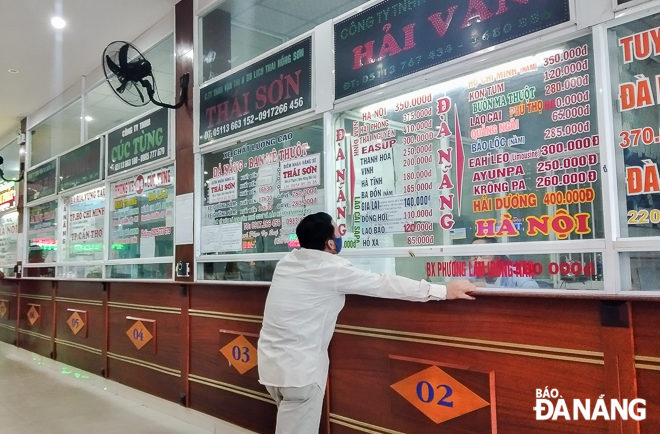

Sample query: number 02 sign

[391,365,490,424]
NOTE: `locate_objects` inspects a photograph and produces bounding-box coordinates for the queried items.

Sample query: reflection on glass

[30,100,82,166]
[199,0,371,83]
[200,261,277,282]
[626,252,660,291]
[107,263,172,280]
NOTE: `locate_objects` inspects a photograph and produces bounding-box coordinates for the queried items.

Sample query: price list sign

[201,120,324,254]
[27,200,58,263]
[334,34,603,251]
[110,166,175,260]
[63,187,106,261]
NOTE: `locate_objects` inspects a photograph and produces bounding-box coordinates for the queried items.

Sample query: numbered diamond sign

[390,366,489,424]
[126,320,153,350]
[67,312,85,335]
[27,305,40,326]
[0,301,7,319]
[220,335,258,374]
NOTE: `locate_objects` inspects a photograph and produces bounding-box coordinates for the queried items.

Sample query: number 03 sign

[219,332,258,375]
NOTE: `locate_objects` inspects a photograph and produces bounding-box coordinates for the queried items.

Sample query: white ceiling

[0,0,177,145]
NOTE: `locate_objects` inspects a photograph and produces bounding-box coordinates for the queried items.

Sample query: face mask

[333,237,343,254]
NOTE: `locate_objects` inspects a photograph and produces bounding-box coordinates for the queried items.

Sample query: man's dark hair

[296,212,335,251]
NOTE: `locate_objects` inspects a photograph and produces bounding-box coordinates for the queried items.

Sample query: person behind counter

[470,237,539,289]
[258,212,476,434]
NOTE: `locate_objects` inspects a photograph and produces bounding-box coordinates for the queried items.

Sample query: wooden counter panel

[637,369,660,434]
[190,285,267,317]
[108,357,181,403]
[108,282,181,308]
[631,302,660,358]
[338,295,604,353]
[54,283,104,375]
[18,280,54,357]
[107,305,181,371]
[0,281,18,345]
[329,329,607,434]
[189,381,276,434]
[189,316,262,389]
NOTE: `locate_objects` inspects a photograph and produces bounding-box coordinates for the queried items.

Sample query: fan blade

[134,83,146,103]
[116,79,129,94]
[118,44,130,70]
[105,55,123,76]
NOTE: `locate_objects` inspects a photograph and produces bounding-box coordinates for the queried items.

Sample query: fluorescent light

[51,17,66,29]
[8,69,19,74]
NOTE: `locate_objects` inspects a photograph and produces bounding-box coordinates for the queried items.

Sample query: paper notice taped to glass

[201,222,243,253]
[175,193,194,245]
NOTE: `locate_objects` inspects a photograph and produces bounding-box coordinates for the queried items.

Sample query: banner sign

[199,37,312,145]
[334,0,571,99]
[27,159,57,203]
[106,108,169,177]
[59,138,102,192]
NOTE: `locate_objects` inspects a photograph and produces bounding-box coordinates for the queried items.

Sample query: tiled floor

[0,345,250,434]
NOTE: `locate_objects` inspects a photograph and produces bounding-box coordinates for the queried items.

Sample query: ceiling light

[8,69,19,74]
[85,116,93,122]
[51,17,66,29]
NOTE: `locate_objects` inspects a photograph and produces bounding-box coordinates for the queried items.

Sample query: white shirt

[257,248,447,391]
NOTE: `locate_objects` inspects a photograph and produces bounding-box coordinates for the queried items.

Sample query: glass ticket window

[199,119,324,260]
[333,34,604,252]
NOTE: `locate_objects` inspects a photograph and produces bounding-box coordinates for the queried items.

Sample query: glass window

[85,35,175,140]
[626,251,660,290]
[30,99,82,166]
[107,263,172,280]
[63,186,106,262]
[333,34,603,252]
[199,0,369,83]
[0,138,21,181]
[609,15,660,238]
[0,211,19,266]
[200,119,324,255]
[345,252,603,291]
[109,165,175,261]
[198,260,278,282]
[27,200,59,264]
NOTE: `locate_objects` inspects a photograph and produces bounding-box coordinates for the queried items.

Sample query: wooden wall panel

[631,302,660,433]
[17,280,53,357]
[0,280,18,344]
[330,295,608,434]
[106,282,182,403]
[188,284,274,433]
[54,281,104,375]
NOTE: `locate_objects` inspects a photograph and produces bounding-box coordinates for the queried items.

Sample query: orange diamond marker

[126,320,153,350]
[220,335,258,374]
[27,306,39,325]
[0,302,7,319]
[67,312,85,335]
[391,366,490,424]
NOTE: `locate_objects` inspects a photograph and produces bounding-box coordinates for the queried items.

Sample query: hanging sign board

[59,138,102,192]
[199,37,312,145]
[106,108,169,177]
[334,0,571,100]
[26,159,57,203]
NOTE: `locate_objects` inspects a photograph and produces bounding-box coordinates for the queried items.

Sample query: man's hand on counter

[445,280,477,300]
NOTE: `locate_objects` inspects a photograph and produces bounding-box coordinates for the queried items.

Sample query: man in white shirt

[258,212,476,434]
